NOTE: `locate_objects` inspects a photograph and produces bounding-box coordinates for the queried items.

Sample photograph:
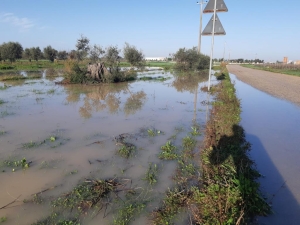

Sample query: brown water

[0,70,209,224]
[230,74,300,225]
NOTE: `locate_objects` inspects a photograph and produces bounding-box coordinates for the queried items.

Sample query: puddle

[230,74,300,224]
[0,71,210,224]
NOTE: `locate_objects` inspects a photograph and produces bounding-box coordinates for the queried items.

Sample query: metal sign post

[207,0,217,91]
[197,0,207,54]
[202,0,228,91]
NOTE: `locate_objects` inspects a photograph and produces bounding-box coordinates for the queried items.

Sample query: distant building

[294,60,300,65]
[283,57,288,64]
[145,57,166,61]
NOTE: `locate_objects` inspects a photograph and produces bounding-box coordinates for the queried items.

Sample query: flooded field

[0,69,210,224]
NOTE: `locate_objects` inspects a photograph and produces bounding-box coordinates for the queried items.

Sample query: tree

[30,47,42,61]
[68,50,77,60]
[104,45,121,68]
[89,44,105,63]
[0,42,23,63]
[123,42,145,67]
[173,47,210,71]
[43,45,57,62]
[23,48,32,61]
[57,50,68,60]
[76,35,90,61]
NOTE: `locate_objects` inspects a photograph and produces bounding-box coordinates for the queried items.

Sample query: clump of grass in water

[1,157,31,171]
[52,179,118,214]
[118,144,136,158]
[47,89,55,94]
[190,126,201,136]
[22,140,45,149]
[158,141,178,160]
[0,130,6,136]
[152,188,189,225]
[182,136,197,156]
[147,128,163,137]
[143,163,158,185]
[113,202,146,225]
[0,216,7,223]
[31,212,79,225]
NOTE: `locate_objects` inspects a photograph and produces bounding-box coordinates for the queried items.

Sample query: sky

[0,0,299,62]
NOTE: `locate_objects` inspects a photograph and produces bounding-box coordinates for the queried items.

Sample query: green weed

[159,141,178,160]
[31,212,80,225]
[147,128,163,137]
[2,157,31,171]
[0,217,7,223]
[47,89,55,94]
[143,163,158,185]
[118,144,136,158]
[190,126,201,136]
[152,188,188,225]
[32,89,45,95]
[113,202,146,225]
[22,140,45,149]
[0,110,14,117]
[52,179,118,214]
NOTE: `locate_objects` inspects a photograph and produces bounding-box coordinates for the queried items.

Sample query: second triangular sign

[202,14,226,36]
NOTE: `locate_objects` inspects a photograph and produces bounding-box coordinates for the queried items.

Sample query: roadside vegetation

[191,64,271,224]
[152,64,271,225]
[242,63,300,77]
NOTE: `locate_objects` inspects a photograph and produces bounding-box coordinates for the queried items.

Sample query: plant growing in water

[118,144,136,158]
[159,141,178,160]
[143,163,158,185]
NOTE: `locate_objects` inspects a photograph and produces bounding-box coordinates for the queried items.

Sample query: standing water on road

[0,70,209,224]
[230,73,300,225]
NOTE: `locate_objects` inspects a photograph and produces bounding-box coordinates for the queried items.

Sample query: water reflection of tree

[64,83,147,118]
[172,71,208,122]
[124,91,146,116]
[172,71,208,93]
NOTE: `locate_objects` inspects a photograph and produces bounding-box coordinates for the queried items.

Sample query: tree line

[213,58,264,64]
[0,35,145,66]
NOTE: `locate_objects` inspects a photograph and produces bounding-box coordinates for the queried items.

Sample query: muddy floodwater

[230,74,300,225]
[0,70,210,224]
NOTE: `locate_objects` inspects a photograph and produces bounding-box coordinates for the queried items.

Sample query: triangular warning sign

[202,14,226,35]
[203,0,228,13]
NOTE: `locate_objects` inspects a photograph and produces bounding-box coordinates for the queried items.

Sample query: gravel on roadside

[227,65,300,106]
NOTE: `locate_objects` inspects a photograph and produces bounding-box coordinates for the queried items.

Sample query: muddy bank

[227,65,300,106]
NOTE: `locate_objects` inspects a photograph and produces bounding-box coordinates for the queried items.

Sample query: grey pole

[197,1,207,54]
[207,0,217,91]
[223,41,226,62]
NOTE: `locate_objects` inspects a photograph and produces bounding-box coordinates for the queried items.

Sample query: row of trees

[0,42,68,63]
[0,35,145,66]
[213,58,264,64]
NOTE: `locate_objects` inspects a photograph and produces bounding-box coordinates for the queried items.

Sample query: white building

[145,57,166,61]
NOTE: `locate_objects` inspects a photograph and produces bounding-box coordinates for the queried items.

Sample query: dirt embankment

[227,65,300,106]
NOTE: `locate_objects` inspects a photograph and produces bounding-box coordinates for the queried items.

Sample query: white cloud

[0,13,35,31]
